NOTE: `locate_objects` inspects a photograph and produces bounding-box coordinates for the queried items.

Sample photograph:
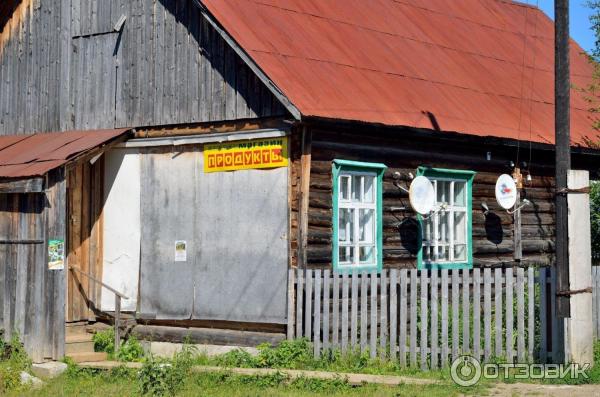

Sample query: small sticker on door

[175,240,187,262]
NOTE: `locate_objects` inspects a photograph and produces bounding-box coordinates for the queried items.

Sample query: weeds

[0,333,32,394]
[92,328,144,361]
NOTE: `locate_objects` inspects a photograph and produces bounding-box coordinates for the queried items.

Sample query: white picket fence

[591,267,600,339]
[287,267,559,369]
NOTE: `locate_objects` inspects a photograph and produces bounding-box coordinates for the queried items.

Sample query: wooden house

[0,0,599,363]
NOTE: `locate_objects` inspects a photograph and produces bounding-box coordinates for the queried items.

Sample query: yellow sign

[204,137,288,173]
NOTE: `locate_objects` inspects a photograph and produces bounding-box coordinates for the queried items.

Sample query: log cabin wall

[295,126,560,270]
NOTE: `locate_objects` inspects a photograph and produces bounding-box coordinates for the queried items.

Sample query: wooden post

[513,168,523,261]
[114,295,121,352]
[297,125,312,268]
[554,0,571,364]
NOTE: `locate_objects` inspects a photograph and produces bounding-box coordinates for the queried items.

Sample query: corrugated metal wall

[0,0,285,135]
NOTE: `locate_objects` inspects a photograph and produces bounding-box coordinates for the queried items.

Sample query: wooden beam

[0,177,43,193]
[297,126,312,268]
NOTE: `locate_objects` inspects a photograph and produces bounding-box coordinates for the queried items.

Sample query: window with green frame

[417,167,476,270]
[332,159,386,273]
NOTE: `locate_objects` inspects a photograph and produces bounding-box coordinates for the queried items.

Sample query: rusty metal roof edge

[196,0,302,121]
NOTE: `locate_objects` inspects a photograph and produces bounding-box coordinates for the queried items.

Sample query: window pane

[339,246,354,263]
[438,211,449,245]
[352,175,362,202]
[454,211,466,244]
[436,245,449,262]
[359,209,375,243]
[437,181,450,205]
[454,182,466,207]
[454,244,467,262]
[340,175,350,201]
[339,208,354,243]
[359,246,375,264]
[363,176,375,203]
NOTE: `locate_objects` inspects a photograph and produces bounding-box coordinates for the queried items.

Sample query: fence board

[305,269,313,341]
[441,269,449,367]
[360,271,368,353]
[484,268,492,361]
[296,269,303,338]
[539,267,548,363]
[389,269,398,360]
[420,270,428,370]
[430,270,438,369]
[494,268,503,358]
[314,269,321,358]
[451,269,460,362]
[517,267,525,362]
[550,269,558,362]
[380,270,388,359]
[370,271,377,358]
[527,267,534,360]
[473,268,481,360]
[410,269,418,366]
[462,269,470,354]
[399,269,408,367]
[505,268,513,362]
[594,267,597,339]
[341,274,349,353]
[323,270,330,351]
[351,273,358,348]
[332,273,340,347]
[287,269,295,340]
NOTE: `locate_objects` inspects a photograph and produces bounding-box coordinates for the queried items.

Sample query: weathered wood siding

[295,127,557,269]
[0,168,66,362]
[0,0,285,135]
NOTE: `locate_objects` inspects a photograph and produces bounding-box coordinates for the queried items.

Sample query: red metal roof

[201,0,600,148]
[0,129,130,178]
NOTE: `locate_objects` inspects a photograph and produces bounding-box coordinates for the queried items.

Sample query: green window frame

[332,159,386,273]
[416,167,476,270]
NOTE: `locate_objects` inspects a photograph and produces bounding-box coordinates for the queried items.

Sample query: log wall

[296,127,557,269]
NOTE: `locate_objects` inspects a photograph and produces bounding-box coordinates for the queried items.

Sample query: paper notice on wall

[175,240,187,262]
[48,239,65,270]
[203,137,288,173]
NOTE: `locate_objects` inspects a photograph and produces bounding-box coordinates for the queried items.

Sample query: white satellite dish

[409,176,435,215]
[495,174,517,210]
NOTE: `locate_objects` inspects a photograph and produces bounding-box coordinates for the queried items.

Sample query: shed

[0,128,130,362]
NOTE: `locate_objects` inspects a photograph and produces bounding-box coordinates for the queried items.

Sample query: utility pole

[554,0,570,364]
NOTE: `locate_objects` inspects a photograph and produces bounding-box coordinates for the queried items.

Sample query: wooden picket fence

[287,267,559,369]
[591,266,600,339]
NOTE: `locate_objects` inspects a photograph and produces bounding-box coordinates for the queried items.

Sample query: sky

[522,0,596,53]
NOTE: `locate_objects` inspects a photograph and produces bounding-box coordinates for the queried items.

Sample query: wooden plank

[494,268,503,358]
[441,269,449,368]
[594,267,598,340]
[0,178,44,193]
[409,269,417,366]
[341,273,349,353]
[596,267,600,340]
[351,271,358,348]
[370,271,377,359]
[451,269,459,362]
[322,270,330,352]
[399,269,408,367]
[332,272,340,347]
[360,271,368,353]
[462,269,470,354]
[539,267,548,363]
[305,269,313,342]
[505,268,514,363]
[550,268,558,362]
[484,268,492,361]
[527,267,535,361]
[380,269,387,359]
[517,267,525,362]
[296,268,303,338]
[297,127,312,268]
[420,270,428,370]
[287,269,295,340]
[314,269,321,358]
[80,163,91,320]
[473,269,481,360]
[389,269,398,360]
[430,270,438,369]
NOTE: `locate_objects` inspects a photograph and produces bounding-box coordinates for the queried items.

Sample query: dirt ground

[488,383,600,396]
